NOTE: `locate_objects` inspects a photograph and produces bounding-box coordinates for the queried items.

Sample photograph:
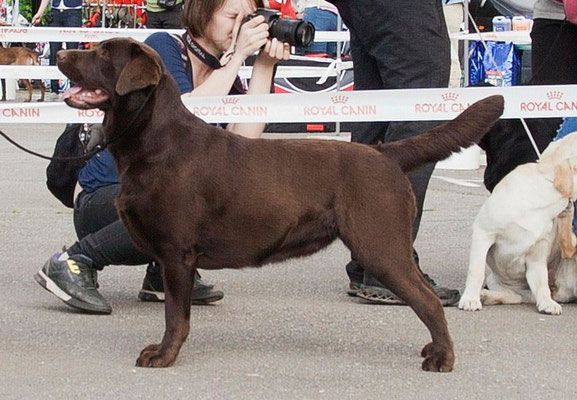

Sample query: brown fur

[0,46,45,102]
[56,38,504,371]
[553,160,575,199]
[557,200,577,259]
[553,161,577,259]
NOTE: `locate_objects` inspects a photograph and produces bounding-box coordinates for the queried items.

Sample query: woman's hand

[31,11,43,25]
[232,15,270,60]
[255,37,291,66]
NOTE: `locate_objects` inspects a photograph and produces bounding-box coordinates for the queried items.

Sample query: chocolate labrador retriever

[56,38,504,371]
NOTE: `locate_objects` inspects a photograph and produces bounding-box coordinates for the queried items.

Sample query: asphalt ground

[1,114,576,399]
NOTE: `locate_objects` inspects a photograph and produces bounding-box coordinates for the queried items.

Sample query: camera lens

[295,21,315,47]
[269,19,315,47]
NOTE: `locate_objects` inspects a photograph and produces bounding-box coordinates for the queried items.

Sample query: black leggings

[68,184,151,269]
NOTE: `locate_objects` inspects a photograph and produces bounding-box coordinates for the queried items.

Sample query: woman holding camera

[35,0,290,315]
[146,0,290,136]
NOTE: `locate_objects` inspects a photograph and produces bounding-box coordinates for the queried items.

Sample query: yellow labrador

[459,132,577,315]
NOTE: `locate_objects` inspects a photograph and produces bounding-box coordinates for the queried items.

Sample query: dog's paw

[420,342,454,373]
[136,344,177,368]
[537,299,562,315]
[458,294,482,311]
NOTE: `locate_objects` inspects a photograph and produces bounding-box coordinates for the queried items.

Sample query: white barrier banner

[0,63,353,80]
[451,31,531,45]
[0,27,349,44]
[0,26,181,43]
[1,85,576,124]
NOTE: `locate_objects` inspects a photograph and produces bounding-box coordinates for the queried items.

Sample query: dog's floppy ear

[554,159,575,198]
[115,46,162,96]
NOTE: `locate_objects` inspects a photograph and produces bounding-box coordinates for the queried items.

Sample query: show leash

[0,85,157,162]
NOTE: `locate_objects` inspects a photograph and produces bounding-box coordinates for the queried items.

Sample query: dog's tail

[375,95,504,173]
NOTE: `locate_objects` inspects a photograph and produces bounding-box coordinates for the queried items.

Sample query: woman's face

[205,0,256,53]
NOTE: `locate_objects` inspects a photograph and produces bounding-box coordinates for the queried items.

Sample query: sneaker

[34,253,112,314]
[356,272,460,307]
[138,263,224,305]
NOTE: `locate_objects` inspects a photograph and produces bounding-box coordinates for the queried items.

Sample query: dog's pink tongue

[60,86,83,101]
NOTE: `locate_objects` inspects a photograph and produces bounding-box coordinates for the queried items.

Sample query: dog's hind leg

[360,251,454,372]
[22,79,33,102]
[340,200,454,372]
[525,240,562,315]
[481,272,524,305]
[136,252,195,367]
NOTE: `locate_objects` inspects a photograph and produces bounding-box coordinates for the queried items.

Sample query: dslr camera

[242,8,315,48]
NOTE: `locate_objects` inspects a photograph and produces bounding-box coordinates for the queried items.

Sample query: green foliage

[19,0,34,22]
[13,0,48,25]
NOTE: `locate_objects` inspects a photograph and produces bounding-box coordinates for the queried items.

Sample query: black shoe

[356,272,461,307]
[138,263,224,305]
[34,253,112,314]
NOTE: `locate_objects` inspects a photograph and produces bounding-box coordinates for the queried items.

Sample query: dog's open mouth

[61,86,110,109]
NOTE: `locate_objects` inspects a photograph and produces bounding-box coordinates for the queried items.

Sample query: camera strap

[180,29,246,95]
[182,29,222,70]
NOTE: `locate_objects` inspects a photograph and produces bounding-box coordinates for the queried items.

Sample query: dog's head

[57,38,163,110]
[541,132,577,164]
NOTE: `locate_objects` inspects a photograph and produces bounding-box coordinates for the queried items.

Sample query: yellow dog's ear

[115,50,162,96]
[554,159,574,198]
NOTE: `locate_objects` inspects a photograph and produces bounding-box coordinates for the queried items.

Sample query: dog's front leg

[459,228,494,311]
[526,240,562,315]
[136,258,195,367]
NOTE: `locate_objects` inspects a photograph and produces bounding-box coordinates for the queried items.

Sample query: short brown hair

[182,0,261,38]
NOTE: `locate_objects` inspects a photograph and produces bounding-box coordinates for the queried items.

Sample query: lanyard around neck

[181,29,222,70]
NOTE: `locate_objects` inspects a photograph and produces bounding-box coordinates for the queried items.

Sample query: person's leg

[48,10,64,93]
[348,0,459,305]
[343,29,389,292]
[162,4,184,29]
[531,18,577,85]
[443,3,464,88]
[64,9,82,51]
[36,184,223,313]
[35,185,128,314]
[145,10,164,29]
[366,0,449,240]
[146,5,183,29]
[70,185,152,267]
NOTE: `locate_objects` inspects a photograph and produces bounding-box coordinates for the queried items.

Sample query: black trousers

[70,184,151,269]
[329,0,450,282]
[145,3,183,29]
[530,18,577,85]
[48,8,82,93]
